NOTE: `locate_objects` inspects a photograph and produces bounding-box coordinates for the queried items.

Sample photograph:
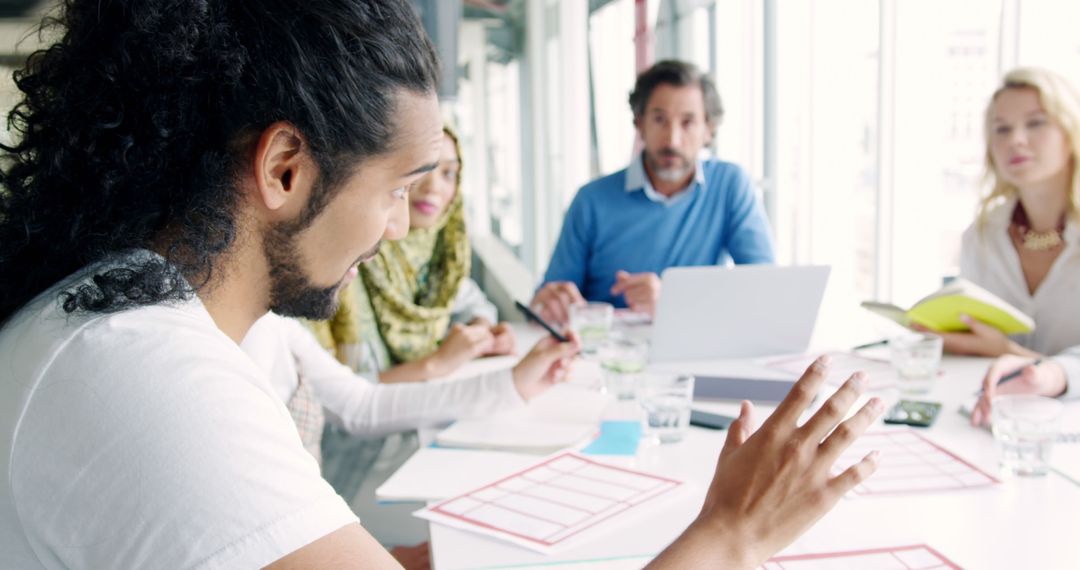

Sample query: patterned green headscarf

[359,126,470,364]
[305,280,362,362]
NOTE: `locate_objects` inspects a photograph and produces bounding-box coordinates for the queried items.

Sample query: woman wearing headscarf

[313,125,515,381]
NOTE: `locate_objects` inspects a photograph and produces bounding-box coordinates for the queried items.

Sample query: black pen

[514,300,569,343]
[852,339,889,351]
[977,358,1043,395]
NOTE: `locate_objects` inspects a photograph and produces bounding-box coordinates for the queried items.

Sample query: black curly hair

[0,0,440,326]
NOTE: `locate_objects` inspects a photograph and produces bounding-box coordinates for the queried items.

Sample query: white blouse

[959,198,1080,397]
[960,198,1080,356]
[240,313,525,437]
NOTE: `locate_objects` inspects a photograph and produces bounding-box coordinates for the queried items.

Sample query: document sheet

[832,430,998,495]
[415,452,682,553]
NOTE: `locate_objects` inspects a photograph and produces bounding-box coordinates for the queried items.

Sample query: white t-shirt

[959,198,1080,356]
[240,313,524,437]
[0,266,357,569]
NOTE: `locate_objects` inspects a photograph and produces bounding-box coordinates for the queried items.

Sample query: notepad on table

[436,420,597,454]
[433,383,607,454]
[862,277,1034,335]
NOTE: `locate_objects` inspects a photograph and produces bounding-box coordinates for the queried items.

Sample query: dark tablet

[693,375,798,404]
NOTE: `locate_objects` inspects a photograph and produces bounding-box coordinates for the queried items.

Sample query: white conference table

[398,322,1080,569]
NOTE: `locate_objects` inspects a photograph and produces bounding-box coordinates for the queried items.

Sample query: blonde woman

[950,68,1080,425]
[932,67,1080,357]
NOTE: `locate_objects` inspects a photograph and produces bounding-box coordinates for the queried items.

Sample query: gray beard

[653,165,694,183]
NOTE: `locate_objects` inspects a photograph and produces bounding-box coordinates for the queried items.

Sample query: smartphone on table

[883,400,942,428]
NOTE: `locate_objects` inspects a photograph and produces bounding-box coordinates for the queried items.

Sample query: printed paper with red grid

[763,544,962,569]
[415,452,681,553]
[833,430,999,496]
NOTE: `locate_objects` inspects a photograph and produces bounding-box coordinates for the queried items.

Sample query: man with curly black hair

[0,0,883,568]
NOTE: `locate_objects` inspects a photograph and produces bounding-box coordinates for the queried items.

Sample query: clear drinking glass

[598,337,648,400]
[889,333,943,395]
[570,301,614,354]
[992,394,1063,477]
[638,374,695,444]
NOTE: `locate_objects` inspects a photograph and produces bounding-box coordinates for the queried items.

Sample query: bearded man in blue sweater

[532,60,776,324]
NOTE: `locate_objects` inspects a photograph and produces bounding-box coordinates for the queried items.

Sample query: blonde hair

[978,67,1080,227]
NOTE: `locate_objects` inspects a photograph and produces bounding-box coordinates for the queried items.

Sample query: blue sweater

[540,158,775,307]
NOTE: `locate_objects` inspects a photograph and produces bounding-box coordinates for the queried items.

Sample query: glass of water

[889,333,943,395]
[598,337,648,400]
[570,302,614,355]
[638,374,694,444]
[992,394,1063,477]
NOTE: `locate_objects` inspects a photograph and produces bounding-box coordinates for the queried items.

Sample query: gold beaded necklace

[1011,203,1066,252]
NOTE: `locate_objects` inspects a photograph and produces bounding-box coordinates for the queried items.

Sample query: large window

[1016,0,1080,86]
[588,0,636,176]
[460,0,1073,319]
[772,0,881,342]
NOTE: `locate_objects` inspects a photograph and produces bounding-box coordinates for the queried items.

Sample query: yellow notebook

[861,278,1034,335]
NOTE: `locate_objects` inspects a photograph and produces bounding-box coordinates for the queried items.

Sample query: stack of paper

[434,383,607,453]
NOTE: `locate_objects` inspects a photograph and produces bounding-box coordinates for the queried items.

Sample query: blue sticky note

[581,420,642,456]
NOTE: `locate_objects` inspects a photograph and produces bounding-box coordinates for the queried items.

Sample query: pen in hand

[514,300,569,343]
[852,339,889,351]
[977,357,1043,395]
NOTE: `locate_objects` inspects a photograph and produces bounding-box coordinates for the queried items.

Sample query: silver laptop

[649,265,830,362]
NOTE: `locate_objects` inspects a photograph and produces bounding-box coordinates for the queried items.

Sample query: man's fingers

[611,271,653,296]
[826,451,880,496]
[720,401,754,461]
[561,282,586,305]
[533,302,553,324]
[548,292,570,324]
[624,287,648,307]
[798,372,867,442]
[534,283,583,325]
[816,397,884,467]
[766,354,832,428]
[610,271,630,295]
